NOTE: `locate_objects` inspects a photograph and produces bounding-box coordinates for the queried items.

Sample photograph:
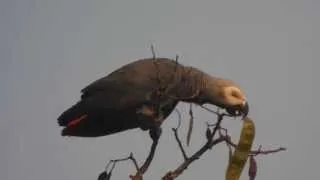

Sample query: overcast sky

[1,0,319,179]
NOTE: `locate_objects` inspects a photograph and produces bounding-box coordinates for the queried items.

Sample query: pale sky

[1,0,319,179]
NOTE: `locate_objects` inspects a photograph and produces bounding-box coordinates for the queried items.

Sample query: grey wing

[80,74,154,110]
[80,58,185,109]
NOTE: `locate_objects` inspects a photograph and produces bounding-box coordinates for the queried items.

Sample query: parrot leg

[134,104,164,178]
[149,125,162,142]
[136,105,164,131]
[134,124,162,178]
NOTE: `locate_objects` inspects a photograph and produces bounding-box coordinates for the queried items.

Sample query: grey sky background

[1,0,319,179]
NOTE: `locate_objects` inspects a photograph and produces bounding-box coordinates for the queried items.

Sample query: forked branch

[162,111,228,180]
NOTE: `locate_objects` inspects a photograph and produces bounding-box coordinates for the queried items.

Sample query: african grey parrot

[57,58,248,139]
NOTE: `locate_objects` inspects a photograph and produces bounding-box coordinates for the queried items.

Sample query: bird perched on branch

[57,57,249,141]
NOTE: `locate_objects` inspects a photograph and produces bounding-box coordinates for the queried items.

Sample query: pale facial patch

[223,86,246,106]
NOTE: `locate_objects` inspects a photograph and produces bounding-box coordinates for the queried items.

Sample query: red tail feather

[67,114,88,127]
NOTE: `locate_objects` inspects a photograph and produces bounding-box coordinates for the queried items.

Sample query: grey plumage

[57,57,248,137]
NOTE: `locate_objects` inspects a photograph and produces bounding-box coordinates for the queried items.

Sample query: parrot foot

[149,126,162,142]
[137,105,164,131]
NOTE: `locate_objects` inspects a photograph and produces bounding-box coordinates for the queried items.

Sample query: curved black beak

[225,101,249,118]
[241,101,249,118]
[226,101,249,119]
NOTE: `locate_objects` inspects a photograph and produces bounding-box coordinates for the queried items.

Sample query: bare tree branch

[186,103,194,146]
[172,114,188,161]
[162,113,228,180]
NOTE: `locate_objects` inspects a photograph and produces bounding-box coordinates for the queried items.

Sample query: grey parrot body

[58,58,248,137]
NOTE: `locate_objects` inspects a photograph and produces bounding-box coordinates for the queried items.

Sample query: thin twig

[186,103,194,146]
[151,44,156,59]
[172,109,187,160]
[150,45,161,88]
[98,153,140,180]
[173,109,182,129]
[108,153,138,171]
[172,125,188,161]
[221,130,286,156]
[250,147,287,156]
[208,114,226,144]
[174,55,179,71]
[170,54,180,88]
[129,153,139,171]
[199,105,232,117]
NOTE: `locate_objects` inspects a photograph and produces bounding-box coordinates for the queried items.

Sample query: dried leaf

[248,156,257,180]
